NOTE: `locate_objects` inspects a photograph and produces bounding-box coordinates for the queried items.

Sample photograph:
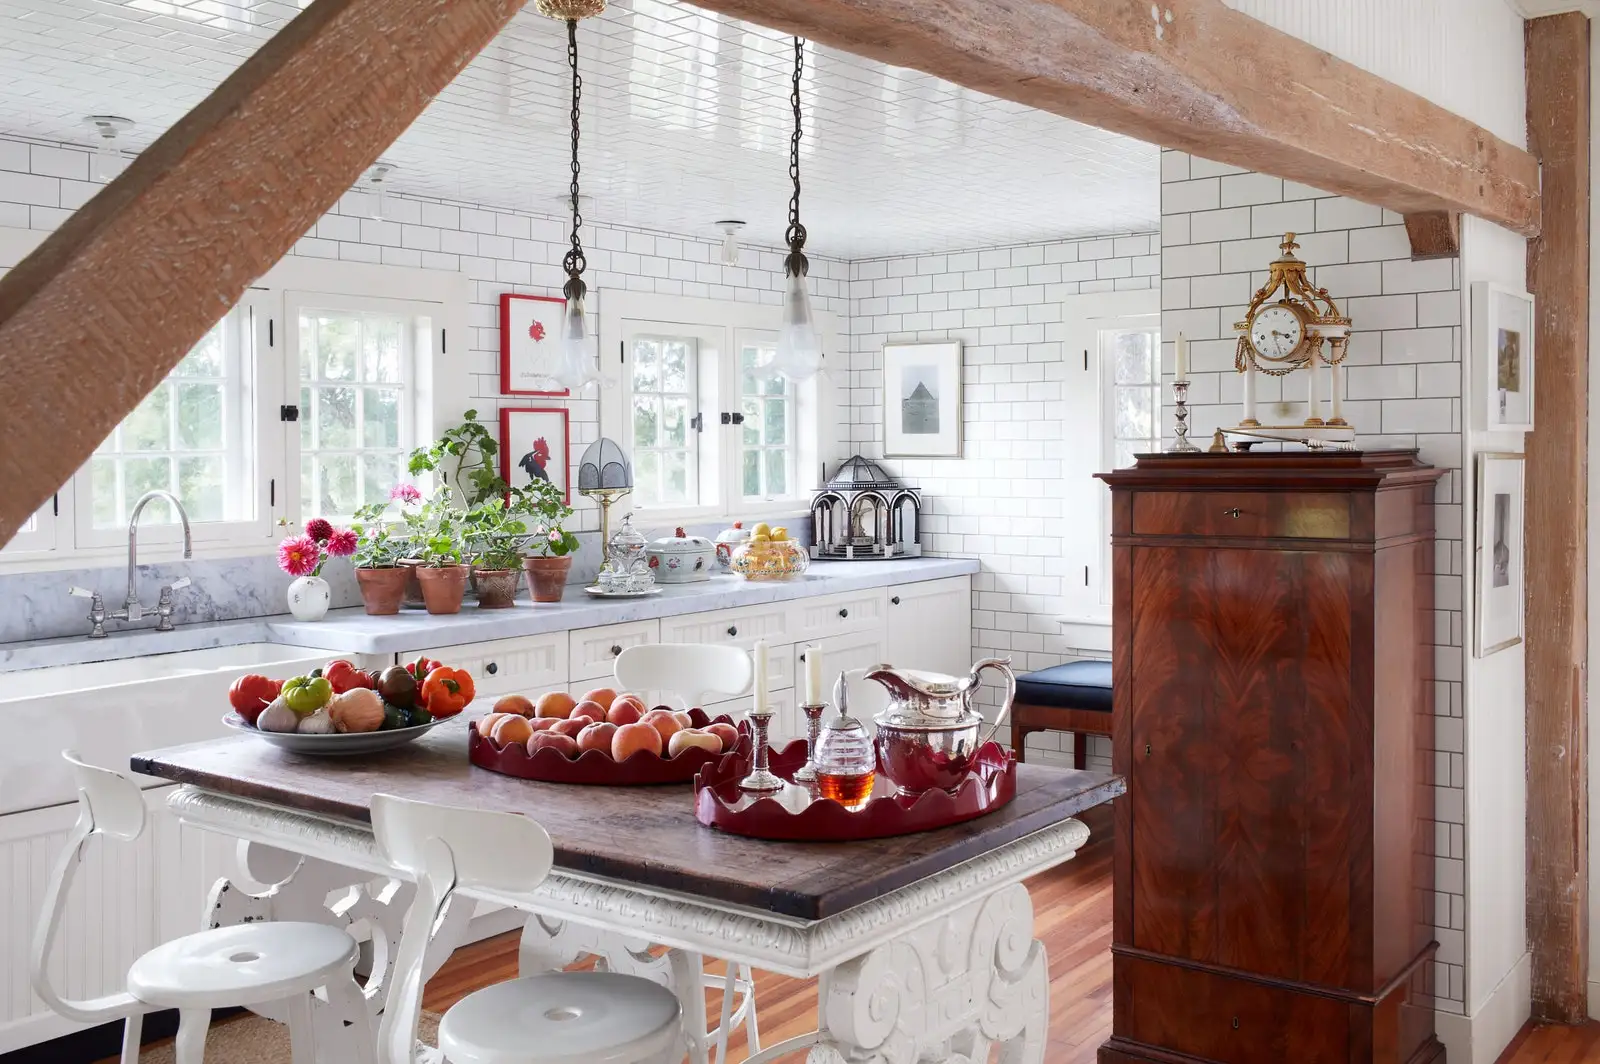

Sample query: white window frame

[1056,289,1159,643]
[734,328,801,506]
[620,320,721,518]
[600,290,833,526]
[1097,316,1162,605]
[0,243,469,574]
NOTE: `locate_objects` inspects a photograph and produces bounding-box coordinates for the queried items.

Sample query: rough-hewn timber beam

[1403,212,1462,260]
[684,0,1541,237]
[1525,10,1590,1025]
[0,0,527,543]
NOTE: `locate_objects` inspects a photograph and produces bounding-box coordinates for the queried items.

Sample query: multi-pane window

[298,308,410,519]
[630,335,698,508]
[739,338,795,501]
[87,315,252,528]
[1104,327,1162,469]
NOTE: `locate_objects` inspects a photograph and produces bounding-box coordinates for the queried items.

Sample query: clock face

[1249,304,1305,360]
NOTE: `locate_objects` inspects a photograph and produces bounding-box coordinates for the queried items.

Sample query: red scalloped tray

[469,708,749,785]
[694,738,1017,840]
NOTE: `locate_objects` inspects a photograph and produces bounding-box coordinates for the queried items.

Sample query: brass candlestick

[794,703,828,783]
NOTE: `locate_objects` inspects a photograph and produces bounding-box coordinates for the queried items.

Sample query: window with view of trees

[630,334,698,508]
[1104,327,1162,470]
[297,308,412,519]
[739,338,794,501]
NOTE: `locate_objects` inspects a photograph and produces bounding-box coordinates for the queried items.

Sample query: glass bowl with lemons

[729,522,810,581]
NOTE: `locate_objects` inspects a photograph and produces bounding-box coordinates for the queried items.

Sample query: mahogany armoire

[1096,450,1446,1064]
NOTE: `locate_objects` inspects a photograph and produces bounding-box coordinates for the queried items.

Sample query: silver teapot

[865,658,1015,794]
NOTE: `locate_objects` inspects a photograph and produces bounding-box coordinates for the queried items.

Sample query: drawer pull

[610,644,622,656]
[890,596,901,605]
[485,662,498,675]
[839,608,849,618]
[1232,1017,1240,1030]
[727,625,738,637]
[1223,507,1243,519]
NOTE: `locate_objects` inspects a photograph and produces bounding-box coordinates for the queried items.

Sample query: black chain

[783,36,809,279]
[563,17,587,299]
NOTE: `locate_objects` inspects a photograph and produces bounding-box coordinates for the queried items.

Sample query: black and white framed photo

[1471,282,1535,432]
[882,340,962,458]
[1475,452,1524,657]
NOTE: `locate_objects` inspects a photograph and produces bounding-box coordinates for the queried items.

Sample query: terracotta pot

[398,558,426,609]
[474,569,520,610]
[522,555,573,603]
[355,566,409,616]
[415,564,470,615]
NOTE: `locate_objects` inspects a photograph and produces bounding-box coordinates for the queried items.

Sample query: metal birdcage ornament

[809,456,922,561]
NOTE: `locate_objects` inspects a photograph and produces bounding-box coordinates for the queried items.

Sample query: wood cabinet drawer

[568,620,660,682]
[1131,491,1350,540]
[1117,955,1347,1064]
[415,633,567,697]
[793,589,886,643]
[660,602,790,649]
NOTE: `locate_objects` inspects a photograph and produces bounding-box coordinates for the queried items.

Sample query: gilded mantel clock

[1231,233,1354,443]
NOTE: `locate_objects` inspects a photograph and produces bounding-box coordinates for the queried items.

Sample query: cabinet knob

[485,662,498,675]
[839,608,849,618]
[727,625,738,637]
[1223,507,1243,519]
[1232,1017,1240,1030]
[890,596,901,606]
[610,644,622,656]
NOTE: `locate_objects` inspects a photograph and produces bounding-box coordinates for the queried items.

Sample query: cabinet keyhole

[1224,507,1243,519]
[1145,743,1151,755]
[1232,1017,1240,1030]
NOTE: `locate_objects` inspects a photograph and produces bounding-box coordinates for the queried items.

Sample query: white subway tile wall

[1158,148,1465,1015]
[841,234,1161,773]
[0,133,849,539]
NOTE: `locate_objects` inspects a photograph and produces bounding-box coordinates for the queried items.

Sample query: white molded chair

[613,643,762,1062]
[613,643,753,711]
[371,793,682,1064]
[33,752,370,1064]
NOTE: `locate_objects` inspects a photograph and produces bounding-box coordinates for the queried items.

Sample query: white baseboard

[1436,951,1531,1064]
[1590,976,1600,1019]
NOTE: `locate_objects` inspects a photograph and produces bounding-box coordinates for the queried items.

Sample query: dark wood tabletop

[133,718,1123,920]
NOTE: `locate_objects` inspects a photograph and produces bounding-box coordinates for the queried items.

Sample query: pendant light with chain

[766,37,823,382]
[557,15,602,390]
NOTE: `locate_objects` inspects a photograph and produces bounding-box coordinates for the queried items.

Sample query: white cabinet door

[703,685,799,746]
[885,576,973,678]
[415,633,568,699]
[792,588,886,644]
[804,629,893,721]
[659,602,791,650]
[568,620,661,683]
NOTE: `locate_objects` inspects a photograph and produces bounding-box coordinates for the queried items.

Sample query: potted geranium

[277,518,358,622]
[405,484,471,614]
[516,480,580,603]
[462,496,531,609]
[349,487,421,615]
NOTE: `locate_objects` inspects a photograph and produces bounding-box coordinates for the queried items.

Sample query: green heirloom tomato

[381,702,410,731]
[282,675,334,715]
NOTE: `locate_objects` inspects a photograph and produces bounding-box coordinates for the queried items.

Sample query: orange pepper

[419,666,475,718]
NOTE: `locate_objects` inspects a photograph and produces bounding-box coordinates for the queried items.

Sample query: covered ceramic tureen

[714,522,751,574]
[645,527,715,583]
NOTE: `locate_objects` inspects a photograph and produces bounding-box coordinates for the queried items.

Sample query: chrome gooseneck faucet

[115,490,193,628]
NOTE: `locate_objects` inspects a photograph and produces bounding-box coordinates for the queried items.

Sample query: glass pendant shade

[559,293,604,390]
[772,269,823,381]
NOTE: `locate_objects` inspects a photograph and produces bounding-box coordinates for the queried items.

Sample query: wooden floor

[1494,1020,1600,1063]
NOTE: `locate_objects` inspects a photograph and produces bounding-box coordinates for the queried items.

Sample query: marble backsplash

[1,515,809,645]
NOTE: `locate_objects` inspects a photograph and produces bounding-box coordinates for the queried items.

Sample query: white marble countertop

[0,558,978,672]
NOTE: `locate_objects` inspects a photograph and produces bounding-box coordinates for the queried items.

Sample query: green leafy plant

[349,485,423,568]
[463,496,532,570]
[408,410,507,508]
[514,479,580,558]
[403,484,468,567]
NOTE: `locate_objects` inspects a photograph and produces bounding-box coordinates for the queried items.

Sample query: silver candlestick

[794,703,828,783]
[738,701,784,793]
[1170,378,1200,452]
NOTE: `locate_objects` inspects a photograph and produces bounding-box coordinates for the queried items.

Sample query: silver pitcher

[865,658,1015,794]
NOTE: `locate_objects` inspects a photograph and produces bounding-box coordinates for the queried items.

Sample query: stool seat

[1015,660,1112,712]
[127,921,359,1011]
[437,971,682,1064]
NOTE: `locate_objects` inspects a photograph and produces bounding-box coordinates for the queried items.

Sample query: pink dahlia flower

[304,517,334,542]
[325,528,359,557]
[278,534,321,577]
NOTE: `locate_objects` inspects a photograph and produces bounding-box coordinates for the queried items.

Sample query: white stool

[33,752,372,1064]
[371,793,682,1064]
[613,643,762,1063]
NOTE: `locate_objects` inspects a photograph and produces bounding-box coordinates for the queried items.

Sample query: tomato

[405,656,442,681]
[419,667,475,718]
[325,659,374,695]
[282,675,334,715]
[228,674,283,725]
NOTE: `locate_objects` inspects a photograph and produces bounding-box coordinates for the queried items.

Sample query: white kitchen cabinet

[885,576,974,679]
[802,629,893,720]
[792,588,886,643]
[659,601,790,649]
[568,619,660,682]
[417,632,567,699]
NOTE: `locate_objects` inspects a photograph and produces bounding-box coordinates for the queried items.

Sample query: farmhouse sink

[0,643,344,815]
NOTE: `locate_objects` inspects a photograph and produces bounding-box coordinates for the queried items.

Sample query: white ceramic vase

[287,575,331,622]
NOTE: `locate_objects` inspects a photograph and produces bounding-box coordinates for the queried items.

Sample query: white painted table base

[169,787,1089,1064]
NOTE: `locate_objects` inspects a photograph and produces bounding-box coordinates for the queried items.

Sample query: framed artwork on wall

[1470,282,1535,432]
[882,340,963,458]
[1474,451,1525,657]
[500,293,571,397]
[500,407,571,504]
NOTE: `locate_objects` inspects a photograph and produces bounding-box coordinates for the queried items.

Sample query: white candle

[1242,361,1258,424]
[1174,333,1189,381]
[804,645,824,705]
[753,640,769,714]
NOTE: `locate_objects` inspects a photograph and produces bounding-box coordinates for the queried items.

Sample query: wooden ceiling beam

[684,0,1541,237]
[0,0,528,543]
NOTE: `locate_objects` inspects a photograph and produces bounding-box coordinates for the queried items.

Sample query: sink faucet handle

[69,587,108,639]
[68,585,95,598]
[166,577,192,592]
[154,579,189,632]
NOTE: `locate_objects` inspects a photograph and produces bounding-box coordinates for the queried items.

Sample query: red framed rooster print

[500,407,570,504]
[499,293,570,396]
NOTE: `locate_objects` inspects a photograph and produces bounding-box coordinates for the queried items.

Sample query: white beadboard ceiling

[0,0,1159,259]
